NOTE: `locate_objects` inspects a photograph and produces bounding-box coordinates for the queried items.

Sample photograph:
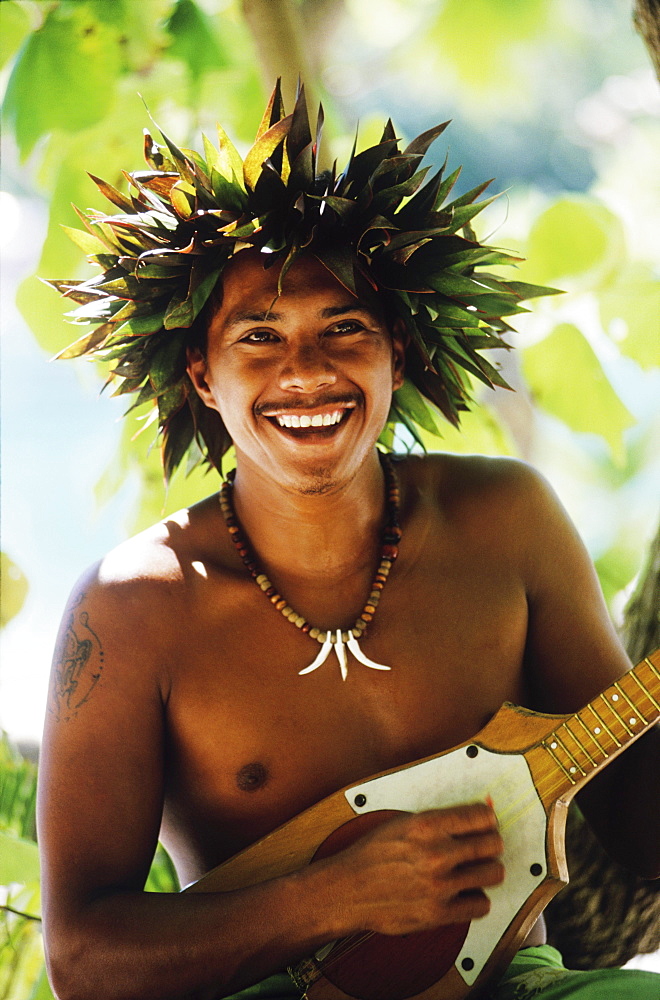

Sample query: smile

[260,402,357,433]
[277,410,345,429]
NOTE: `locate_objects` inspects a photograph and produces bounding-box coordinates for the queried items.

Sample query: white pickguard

[344,744,548,986]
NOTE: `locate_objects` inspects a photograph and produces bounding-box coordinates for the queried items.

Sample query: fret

[603,694,634,737]
[541,739,576,784]
[613,681,647,725]
[554,727,588,775]
[645,656,660,678]
[632,668,660,712]
[561,719,596,767]
[587,704,621,748]
[552,730,586,775]
[573,714,608,759]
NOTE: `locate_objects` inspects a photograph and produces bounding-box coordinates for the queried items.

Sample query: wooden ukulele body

[186,652,660,1000]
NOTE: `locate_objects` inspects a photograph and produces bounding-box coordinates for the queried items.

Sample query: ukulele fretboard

[540,655,660,791]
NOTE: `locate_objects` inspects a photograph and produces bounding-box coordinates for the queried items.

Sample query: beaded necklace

[219,452,401,680]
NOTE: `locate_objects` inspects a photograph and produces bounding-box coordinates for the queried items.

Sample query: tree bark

[241,0,322,117]
[622,518,660,664]
[634,0,660,81]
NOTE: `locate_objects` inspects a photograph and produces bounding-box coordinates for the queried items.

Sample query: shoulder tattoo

[50,592,105,721]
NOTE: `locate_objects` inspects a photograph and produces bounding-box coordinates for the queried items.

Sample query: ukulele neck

[532,656,660,802]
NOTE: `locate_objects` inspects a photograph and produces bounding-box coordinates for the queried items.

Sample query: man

[38,85,659,1000]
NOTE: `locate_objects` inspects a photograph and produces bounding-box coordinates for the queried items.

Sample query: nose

[277,340,337,393]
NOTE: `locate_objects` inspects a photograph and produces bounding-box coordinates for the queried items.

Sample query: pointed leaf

[54,322,115,360]
[88,173,135,213]
[403,121,451,157]
[243,116,292,190]
[256,79,286,139]
[215,121,246,187]
[287,85,313,165]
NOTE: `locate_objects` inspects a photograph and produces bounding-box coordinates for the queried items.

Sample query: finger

[415,803,499,839]
[424,829,504,873]
[441,889,492,923]
[452,828,505,861]
[449,858,506,893]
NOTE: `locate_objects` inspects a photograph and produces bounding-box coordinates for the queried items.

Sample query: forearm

[578,723,660,878]
[45,862,344,1000]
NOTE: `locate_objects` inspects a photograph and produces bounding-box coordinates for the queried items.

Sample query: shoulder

[396,451,555,519]
[62,492,224,637]
[394,451,575,570]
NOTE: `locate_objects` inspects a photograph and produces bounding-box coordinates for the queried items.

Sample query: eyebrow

[226,302,380,328]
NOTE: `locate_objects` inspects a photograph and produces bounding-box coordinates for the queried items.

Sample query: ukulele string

[316,930,379,969]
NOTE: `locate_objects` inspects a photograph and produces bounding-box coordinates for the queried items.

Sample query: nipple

[236,761,268,792]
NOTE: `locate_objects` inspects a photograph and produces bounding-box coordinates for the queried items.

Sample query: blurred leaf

[595,541,644,607]
[429,0,551,91]
[21,89,176,353]
[0,882,46,1000]
[3,2,122,159]
[16,276,73,357]
[0,553,28,628]
[522,197,625,288]
[599,264,660,371]
[0,734,38,840]
[29,966,57,1000]
[0,831,40,885]
[0,0,31,69]
[87,0,175,72]
[416,400,516,457]
[521,323,635,463]
[165,0,228,84]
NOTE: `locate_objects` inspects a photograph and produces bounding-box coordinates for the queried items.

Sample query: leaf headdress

[47,81,555,480]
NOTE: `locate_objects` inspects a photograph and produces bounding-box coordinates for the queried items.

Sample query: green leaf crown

[46,81,557,480]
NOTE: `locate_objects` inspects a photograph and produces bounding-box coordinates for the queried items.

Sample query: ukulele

[185,650,660,1000]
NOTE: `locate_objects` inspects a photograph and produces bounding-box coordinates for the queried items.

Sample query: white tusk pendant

[298,632,333,675]
[347,631,391,671]
[299,629,392,678]
[335,630,348,681]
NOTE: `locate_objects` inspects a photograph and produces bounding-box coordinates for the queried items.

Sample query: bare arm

[512,463,660,877]
[39,568,504,1000]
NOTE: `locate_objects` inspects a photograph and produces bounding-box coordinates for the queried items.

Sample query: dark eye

[240,329,279,344]
[328,320,363,335]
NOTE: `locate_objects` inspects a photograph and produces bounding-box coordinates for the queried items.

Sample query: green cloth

[223,945,659,1000]
[491,945,660,999]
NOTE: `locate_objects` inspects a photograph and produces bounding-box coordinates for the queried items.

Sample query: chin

[284,461,341,496]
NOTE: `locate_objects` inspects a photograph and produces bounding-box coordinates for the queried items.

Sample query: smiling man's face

[187,250,405,493]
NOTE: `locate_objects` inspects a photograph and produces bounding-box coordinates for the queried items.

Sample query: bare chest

[159,534,530,884]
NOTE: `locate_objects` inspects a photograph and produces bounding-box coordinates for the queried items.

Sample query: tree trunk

[622,518,660,663]
[242,0,322,117]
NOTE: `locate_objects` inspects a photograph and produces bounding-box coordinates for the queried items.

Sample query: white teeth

[275,409,345,429]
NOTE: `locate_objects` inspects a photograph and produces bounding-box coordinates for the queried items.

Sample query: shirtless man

[38,92,659,1000]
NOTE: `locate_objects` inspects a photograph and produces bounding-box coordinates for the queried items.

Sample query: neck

[229,449,388,583]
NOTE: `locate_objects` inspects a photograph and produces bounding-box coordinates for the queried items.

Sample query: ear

[391,318,407,391]
[186,347,219,412]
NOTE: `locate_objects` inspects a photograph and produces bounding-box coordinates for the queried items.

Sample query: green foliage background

[1,0,659,995]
